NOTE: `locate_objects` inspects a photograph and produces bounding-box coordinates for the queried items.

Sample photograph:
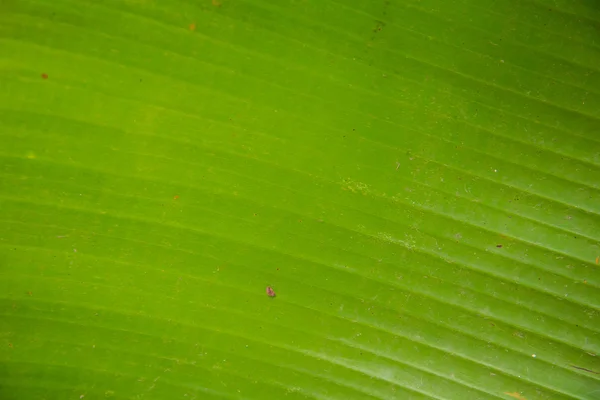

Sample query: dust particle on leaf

[266,286,276,297]
[496,244,503,248]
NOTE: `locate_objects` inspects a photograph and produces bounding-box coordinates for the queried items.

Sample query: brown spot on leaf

[212,0,221,6]
[496,244,503,248]
[504,392,527,400]
[41,73,48,79]
[570,364,599,374]
[189,22,196,31]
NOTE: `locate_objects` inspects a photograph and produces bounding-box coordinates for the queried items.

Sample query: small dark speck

[266,286,276,297]
[496,244,503,248]
[41,73,48,79]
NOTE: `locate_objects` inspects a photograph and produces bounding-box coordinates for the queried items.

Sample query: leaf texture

[1,0,599,399]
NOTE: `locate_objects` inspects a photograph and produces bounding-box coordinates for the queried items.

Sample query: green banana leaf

[1,0,599,399]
